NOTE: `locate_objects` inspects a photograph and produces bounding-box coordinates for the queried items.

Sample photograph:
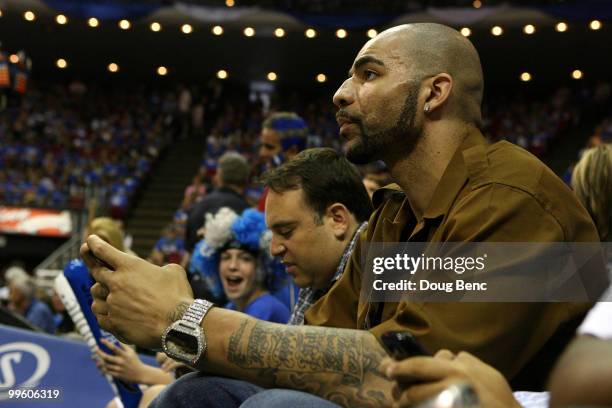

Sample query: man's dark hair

[218,152,250,187]
[261,147,373,223]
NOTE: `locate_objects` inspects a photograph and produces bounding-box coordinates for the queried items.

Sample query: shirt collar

[371,130,488,221]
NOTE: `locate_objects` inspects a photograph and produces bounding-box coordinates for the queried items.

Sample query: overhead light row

[16,10,606,38]
[519,69,584,82]
[460,21,603,37]
[49,59,585,83]
[16,11,376,39]
[51,59,332,82]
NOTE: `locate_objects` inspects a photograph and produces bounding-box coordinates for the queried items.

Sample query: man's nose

[270,235,285,257]
[333,78,354,108]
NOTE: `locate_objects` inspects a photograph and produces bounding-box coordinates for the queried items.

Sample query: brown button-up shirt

[305,130,606,389]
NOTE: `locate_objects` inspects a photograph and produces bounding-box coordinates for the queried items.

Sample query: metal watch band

[182,299,214,325]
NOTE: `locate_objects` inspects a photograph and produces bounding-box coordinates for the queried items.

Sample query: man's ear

[325,203,350,240]
[423,73,453,114]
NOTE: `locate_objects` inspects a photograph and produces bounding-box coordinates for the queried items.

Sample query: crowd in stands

[483,87,580,157]
[0,82,178,216]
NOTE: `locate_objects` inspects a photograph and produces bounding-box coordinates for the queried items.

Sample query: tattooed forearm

[166,301,190,324]
[227,319,390,407]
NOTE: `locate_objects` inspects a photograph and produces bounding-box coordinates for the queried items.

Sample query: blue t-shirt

[26,299,56,334]
[225,294,290,324]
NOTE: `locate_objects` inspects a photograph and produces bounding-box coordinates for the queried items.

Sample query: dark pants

[149,374,341,408]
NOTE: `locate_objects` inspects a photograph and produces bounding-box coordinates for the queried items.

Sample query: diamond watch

[161,299,214,366]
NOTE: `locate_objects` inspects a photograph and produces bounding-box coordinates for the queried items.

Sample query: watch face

[172,329,199,352]
[163,322,204,365]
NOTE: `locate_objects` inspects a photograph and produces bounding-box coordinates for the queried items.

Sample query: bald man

[83,24,605,408]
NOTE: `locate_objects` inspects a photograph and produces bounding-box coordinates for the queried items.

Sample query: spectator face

[259,128,282,162]
[266,188,347,290]
[219,248,259,303]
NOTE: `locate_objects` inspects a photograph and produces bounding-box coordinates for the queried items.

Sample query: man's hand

[95,339,148,383]
[156,352,185,373]
[382,350,520,408]
[82,234,194,349]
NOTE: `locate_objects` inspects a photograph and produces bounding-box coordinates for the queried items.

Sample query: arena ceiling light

[88,17,99,28]
[56,59,67,69]
[217,70,228,79]
[523,24,535,35]
[316,73,327,83]
[150,22,162,32]
[267,72,277,81]
[119,19,131,30]
[305,28,317,38]
[472,0,482,9]
[274,28,285,38]
[182,24,193,34]
[108,63,119,73]
[56,14,68,25]
[460,27,471,37]
[367,29,378,38]
[226,0,235,7]
[520,72,532,82]
[9,54,19,63]
[589,20,602,30]
[572,70,583,80]
[212,25,223,35]
[555,22,568,32]
[24,11,36,22]
[491,26,503,36]
[243,27,255,37]
[157,66,168,76]
[336,29,347,39]
[0,10,3,18]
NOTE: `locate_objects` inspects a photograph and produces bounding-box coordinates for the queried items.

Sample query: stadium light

[226,0,235,7]
[367,29,378,38]
[491,26,503,36]
[589,20,602,30]
[88,17,99,28]
[157,66,168,76]
[520,72,532,82]
[274,28,285,38]
[119,19,131,30]
[212,26,224,35]
[305,28,317,38]
[24,11,36,21]
[460,27,471,37]
[182,24,193,34]
[217,70,228,79]
[555,22,567,32]
[9,54,19,63]
[336,29,347,39]
[108,63,119,73]
[267,72,277,81]
[572,70,583,80]
[150,22,162,32]
[56,59,68,69]
[244,27,255,37]
[56,14,68,25]
[473,0,482,9]
[316,74,327,83]
[523,24,535,35]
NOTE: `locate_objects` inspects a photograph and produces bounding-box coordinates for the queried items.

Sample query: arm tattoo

[227,320,389,407]
[167,301,190,324]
